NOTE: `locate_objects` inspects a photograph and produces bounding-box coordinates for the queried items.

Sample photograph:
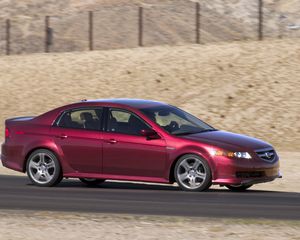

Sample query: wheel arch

[23,146,62,173]
[168,151,216,183]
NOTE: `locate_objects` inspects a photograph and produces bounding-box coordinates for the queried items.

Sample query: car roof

[35,99,169,125]
[79,98,168,109]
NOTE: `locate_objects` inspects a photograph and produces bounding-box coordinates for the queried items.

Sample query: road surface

[0,175,299,220]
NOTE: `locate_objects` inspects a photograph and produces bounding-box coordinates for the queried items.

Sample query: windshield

[140,105,216,135]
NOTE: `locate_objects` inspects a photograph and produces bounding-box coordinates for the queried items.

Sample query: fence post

[138,7,144,47]
[6,19,10,55]
[195,2,201,44]
[45,16,52,52]
[89,11,94,51]
[258,0,263,40]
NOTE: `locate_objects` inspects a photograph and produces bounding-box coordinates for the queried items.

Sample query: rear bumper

[1,143,24,172]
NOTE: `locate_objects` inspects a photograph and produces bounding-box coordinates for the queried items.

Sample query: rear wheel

[26,149,62,187]
[175,154,212,192]
[79,178,105,186]
[225,184,252,191]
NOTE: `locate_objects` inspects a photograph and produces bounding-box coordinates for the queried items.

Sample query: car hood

[181,130,272,151]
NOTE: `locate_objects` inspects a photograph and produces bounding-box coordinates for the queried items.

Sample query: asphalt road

[0,175,299,220]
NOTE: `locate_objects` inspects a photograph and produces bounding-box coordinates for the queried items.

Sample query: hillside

[0,0,299,54]
[0,39,299,150]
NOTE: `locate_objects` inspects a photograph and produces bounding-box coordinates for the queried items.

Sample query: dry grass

[0,210,299,240]
[0,39,299,151]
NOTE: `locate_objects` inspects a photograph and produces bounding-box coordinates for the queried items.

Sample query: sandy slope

[0,39,299,150]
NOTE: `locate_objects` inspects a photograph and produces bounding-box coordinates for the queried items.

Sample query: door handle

[55,134,68,139]
[105,139,117,144]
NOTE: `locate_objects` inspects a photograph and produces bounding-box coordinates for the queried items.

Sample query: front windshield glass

[140,105,216,135]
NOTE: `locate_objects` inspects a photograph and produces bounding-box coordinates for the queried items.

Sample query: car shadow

[3,175,294,194]
[57,179,181,191]
[52,179,285,193]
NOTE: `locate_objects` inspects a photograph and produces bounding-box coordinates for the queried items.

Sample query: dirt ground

[0,210,299,240]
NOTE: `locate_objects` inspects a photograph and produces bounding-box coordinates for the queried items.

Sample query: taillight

[5,128,10,138]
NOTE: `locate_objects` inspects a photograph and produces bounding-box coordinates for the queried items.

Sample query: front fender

[165,144,217,182]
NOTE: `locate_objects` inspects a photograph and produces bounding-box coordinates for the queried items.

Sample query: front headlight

[234,152,252,159]
[210,149,252,159]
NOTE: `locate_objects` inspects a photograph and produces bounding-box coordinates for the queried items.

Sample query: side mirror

[140,129,160,140]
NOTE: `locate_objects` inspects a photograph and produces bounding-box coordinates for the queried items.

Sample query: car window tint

[108,109,150,135]
[58,108,102,131]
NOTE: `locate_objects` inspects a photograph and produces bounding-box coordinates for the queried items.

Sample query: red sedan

[1,99,280,191]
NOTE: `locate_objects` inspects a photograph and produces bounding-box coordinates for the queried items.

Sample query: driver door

[102,108,167,178]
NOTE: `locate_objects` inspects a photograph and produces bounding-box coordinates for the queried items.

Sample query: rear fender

[22,139,67,173]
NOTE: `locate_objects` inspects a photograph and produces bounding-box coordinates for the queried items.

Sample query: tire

[225,184,252,191]
[26,149,62,187]
[174,154,212,192]
[79,178,105,186]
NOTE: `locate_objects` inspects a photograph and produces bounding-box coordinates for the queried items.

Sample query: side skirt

[64,172,170,184]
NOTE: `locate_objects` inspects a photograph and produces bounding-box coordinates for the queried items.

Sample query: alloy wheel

[28,152,56,184]
[26,149,63,187]
[176,156,208,190]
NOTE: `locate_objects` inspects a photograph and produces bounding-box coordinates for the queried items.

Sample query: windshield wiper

[198,129,218,133]
[173,132,199,136]
[174,129,217,136]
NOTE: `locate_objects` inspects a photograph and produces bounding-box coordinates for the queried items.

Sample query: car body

[1,99,281,191]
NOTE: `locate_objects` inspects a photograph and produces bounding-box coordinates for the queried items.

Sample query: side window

[108,109,150,135]
[58,108,103,131]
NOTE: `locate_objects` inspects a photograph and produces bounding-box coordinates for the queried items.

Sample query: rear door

[102,107,167,178]
[52,107,103,173]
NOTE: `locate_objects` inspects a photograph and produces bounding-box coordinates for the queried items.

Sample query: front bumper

[211,153,281,186]
[213,172,281,186]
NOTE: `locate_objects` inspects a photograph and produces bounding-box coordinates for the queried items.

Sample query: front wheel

[26,149,62,187]
[225,184,252,191]
[79,178,105,186]
[175,154,212,192]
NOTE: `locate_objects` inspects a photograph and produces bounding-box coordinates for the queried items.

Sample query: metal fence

[1,0,299,55]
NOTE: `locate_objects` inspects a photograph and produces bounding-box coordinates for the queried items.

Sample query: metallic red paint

[1,99,281,187]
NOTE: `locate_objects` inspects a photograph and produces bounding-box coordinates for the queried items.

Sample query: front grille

[236,171,264,178]
[255,148,276,163]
